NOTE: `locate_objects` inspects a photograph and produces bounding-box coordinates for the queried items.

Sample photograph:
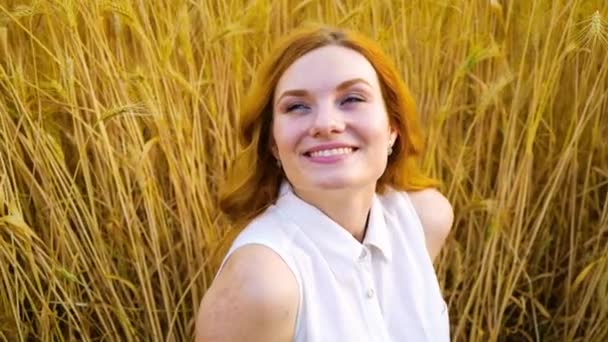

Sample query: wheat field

[0,0,607,341]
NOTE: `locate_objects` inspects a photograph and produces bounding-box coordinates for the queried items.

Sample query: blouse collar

[275,181,393,264]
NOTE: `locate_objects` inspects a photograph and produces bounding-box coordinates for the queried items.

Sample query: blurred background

[0,0,607,340]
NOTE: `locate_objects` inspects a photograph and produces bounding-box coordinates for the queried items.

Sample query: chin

[307,175,369,191]
[312,180,352,189]
[287,169,381,193]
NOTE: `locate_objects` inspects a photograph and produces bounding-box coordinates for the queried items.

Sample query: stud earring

[388,145,393,156]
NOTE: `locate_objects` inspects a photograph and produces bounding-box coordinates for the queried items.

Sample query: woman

[196,26,453,341]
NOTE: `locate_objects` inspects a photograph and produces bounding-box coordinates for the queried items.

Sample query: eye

[285,102,309,113]
[341,95,365,105]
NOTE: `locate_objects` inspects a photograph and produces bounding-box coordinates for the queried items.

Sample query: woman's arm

[408,188,454,261]
[195,244,299,342]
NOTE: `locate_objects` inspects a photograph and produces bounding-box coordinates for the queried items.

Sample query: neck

[293,184,375,242]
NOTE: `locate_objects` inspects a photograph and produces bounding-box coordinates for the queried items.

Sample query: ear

[270,140,279,160]
[389,126,398,146]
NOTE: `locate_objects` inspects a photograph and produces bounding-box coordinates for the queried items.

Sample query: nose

[308,102,345,138]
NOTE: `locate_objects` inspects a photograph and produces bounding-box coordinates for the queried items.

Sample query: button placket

[356,247,390,341]
[358,247,375,300]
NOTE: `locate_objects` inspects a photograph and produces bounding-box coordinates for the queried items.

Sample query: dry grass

[0,0,606,341]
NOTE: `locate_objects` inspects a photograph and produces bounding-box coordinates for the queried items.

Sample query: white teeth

[309,147,354,157]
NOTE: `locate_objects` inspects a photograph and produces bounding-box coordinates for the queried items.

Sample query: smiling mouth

[304,147,358,158]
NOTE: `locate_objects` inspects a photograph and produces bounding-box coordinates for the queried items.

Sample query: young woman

[196,26,453,341]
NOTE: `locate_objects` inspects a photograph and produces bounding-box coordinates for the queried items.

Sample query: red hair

[219,25,438,228]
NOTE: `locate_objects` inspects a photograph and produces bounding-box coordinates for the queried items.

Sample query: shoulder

[406,188,454,261]
[407,188,454,233]
[196,244,299,342]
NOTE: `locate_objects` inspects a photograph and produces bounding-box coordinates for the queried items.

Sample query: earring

[388,145,393,156]
[276,159,282,168]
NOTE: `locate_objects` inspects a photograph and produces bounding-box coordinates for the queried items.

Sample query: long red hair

[219,25,437,228]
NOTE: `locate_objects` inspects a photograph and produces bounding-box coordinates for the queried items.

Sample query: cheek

[272,118,302,156]
[359,113,392,142]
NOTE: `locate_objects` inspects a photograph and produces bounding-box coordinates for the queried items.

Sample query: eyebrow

[275,78,372,104]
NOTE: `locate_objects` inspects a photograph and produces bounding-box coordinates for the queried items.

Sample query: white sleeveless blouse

[219,182,450,341]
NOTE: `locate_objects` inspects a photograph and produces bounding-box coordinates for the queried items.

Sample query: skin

[409,188,454,260]
[196,45,453,341]
[271,45,398,241]
[195,245,298,342]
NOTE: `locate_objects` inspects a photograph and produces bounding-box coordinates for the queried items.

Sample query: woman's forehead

[274,45,381,98]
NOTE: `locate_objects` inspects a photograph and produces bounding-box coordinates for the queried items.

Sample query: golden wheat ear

[0,0,607,341]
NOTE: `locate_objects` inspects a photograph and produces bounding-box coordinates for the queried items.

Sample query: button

[358,248,368,261]
[366,288,375,298]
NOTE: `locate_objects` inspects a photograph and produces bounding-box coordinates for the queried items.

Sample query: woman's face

[271,45,397,193]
